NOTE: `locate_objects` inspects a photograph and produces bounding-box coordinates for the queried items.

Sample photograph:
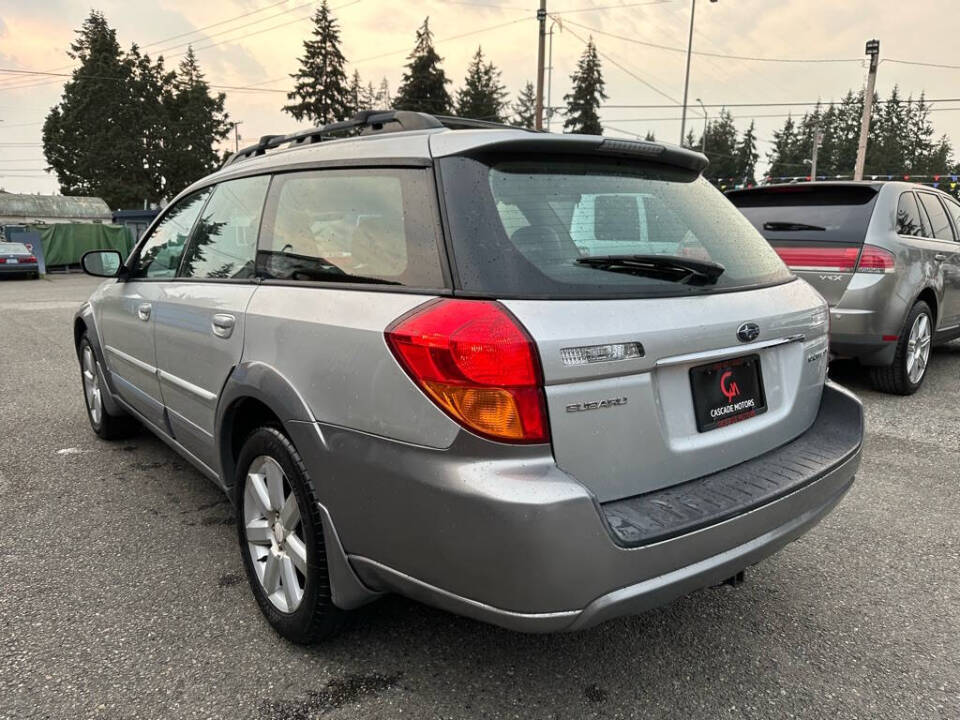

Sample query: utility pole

[545,17,561,131]
[854,39,880,181]
[810,126,823,181]
[679,0,717,146]
[535,0,547,130]
[232,121,244,153]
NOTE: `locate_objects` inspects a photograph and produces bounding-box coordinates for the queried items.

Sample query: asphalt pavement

[1,274,958,719]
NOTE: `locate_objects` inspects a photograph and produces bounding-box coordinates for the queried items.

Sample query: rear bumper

[0,262,38,275]
[288,382,863,633]
[825,273,909,365]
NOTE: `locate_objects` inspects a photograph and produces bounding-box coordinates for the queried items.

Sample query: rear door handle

[934,253,948,262]
[137,302,152,321]
[212,313,236,338]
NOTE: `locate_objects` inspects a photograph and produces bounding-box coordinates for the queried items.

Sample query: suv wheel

[236,426,346,644]
[79,335,139,439]
[869,300,933,395]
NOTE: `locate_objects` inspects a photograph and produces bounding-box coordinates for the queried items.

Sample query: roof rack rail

[221,110,536,168]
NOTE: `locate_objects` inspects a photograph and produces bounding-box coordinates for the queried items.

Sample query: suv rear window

[728,185,879,244]
[439,156,791,298]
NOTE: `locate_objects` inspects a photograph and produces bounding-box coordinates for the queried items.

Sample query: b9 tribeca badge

[566,397,628,413]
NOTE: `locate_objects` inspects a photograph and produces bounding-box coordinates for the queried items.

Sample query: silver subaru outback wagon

[75,111,863,643]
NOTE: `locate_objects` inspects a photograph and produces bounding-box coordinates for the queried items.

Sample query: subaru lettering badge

[736,322,760,343]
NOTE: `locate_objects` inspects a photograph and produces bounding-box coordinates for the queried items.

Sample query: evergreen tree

[644,130,655,141]
[347,70,362,116]
[375,77,392,108]
[734,120,759,185]
[563,38,606,135]
[766,115,803,179]
[124,44,173,201]
[163,46,230,197]
[43,11,145,208]
[684,128,697,149]
[456,46,508,121]
[283,1,351,125]
[512,81,536,129]
[362,81,379,109]
[700,109,738,180]
[394,18,453,115]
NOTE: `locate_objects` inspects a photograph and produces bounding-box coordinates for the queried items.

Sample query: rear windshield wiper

[575,254,725,285]
[762,221,826,232]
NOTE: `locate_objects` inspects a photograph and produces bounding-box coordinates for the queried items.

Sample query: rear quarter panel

[241,284,460,448]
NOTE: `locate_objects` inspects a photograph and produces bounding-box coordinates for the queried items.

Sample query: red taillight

[385,299,549,444]
[0,258,5,264]
[855,245,895,274]
[24,255,37,263]
[774,246,859,272]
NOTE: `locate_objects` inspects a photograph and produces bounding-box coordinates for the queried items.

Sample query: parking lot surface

[1,274,958,720]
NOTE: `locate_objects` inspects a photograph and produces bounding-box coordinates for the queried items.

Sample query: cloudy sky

[1,0,959,196]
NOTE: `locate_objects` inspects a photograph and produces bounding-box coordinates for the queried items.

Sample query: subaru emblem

[737,322,760,343]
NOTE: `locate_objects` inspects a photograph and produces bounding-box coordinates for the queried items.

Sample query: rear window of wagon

[438,155,792,299]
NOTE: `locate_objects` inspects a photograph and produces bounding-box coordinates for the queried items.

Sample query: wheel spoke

[281,555,303,609]
[262,553,281,594]
[279,492,300,530]
[264,461,285,512]
[247,473,272,517]
[245,519,272,545]
[285,533,308,575]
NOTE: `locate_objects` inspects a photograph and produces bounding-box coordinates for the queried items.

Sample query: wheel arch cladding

[216,362,315,496]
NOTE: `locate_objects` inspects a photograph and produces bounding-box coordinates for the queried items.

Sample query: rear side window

[257,168,444,288]
[180,176,268,279]
[917,193,955,241]
[729,185,879,244]
[944,198,960,240]
[131,189,210,279]
[0,242,29,254]
[897,193,926,237]
[440,156,791,299]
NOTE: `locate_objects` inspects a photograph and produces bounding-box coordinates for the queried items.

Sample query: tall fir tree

[697,109,738,180]
[766,115,803,180]
[375,77,392,108]
[283,1,351,124]
[347,70,362,116]
[455,46,508,121]
[512,81,536,129]
[42,11,148,208]
[563,38,606,135]
[164,46,230,197]
[394,18,453,115]
[733,120,759,185]
[644,130,656,141]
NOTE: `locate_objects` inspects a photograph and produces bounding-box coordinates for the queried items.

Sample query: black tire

[868,300,933,395]
[78,334,140,439]
[235,426,346,644]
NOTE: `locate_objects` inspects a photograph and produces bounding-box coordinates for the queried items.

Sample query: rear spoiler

[429,132,709,174]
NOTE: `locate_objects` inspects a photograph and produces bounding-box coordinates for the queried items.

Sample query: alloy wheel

[82,345,103,426]
[243,455,307,613]
[905,312,932,385]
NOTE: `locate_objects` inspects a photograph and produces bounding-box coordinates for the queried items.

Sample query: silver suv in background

[729,182,960,394]
[76,111,863,644]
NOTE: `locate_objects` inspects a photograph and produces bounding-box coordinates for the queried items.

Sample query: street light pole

[696,97,707,153]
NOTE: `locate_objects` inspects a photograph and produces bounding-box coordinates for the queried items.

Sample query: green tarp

[28,223,133,267]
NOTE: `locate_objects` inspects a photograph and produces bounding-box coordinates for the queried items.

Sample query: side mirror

[81,250,124,278]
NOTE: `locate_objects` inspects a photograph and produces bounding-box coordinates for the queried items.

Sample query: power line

[143,0,292,48]
[552,1,670,15]
[560,19,683,106]
[601,105,960,123]
[884,58,960,71]
[561,18,863,64]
